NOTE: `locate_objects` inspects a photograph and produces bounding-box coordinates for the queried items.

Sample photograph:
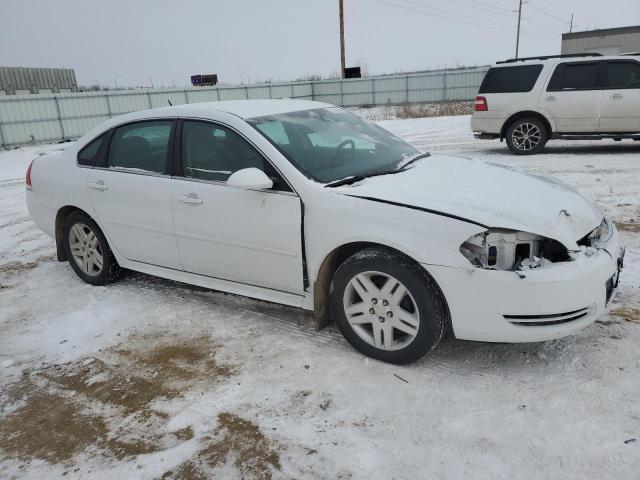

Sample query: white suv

[471,53,640,154]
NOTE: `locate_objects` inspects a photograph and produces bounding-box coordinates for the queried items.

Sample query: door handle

[177,194,203,205]
[88,181,108,191]
[546,95,556,102]
[612,93,623,99]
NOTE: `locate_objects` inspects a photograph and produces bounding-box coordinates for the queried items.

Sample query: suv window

[606,61,640,89]
[548,62,600,91]
[78,133,107,167]
[479,65,543,94]
[181,120,290,191]
[108,120,173,174]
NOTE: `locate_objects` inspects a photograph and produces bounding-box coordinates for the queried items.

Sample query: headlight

[579,217,613,248]
[460,229,569,271]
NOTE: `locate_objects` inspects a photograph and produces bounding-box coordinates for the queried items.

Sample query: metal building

[561,25,640,55]
[0,67,78,95]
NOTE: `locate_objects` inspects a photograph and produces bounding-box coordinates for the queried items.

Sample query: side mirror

[226,168,273,190]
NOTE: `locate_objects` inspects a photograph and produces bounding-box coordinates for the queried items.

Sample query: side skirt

[553,132,640,140]
[121,259,311,310]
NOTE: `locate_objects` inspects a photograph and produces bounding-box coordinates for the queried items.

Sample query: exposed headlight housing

[579,217,613,248]
[460,229,570,271]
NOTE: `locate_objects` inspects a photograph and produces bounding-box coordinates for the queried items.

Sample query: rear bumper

[425,226,624,343]
[26,189,56,238]
[471,114,503,136]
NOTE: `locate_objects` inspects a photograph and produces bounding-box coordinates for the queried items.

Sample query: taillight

[475,96,488,112]
[26,160,34,190]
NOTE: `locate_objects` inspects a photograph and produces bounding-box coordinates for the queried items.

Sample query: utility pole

[569,13,574,33]
[515,0,523,59]
[339,0,346,78]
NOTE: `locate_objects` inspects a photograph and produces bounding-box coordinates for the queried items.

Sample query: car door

[86,119,182,269]
[600,60,640,132]
[541,61,603,132]
[171,119,304,293]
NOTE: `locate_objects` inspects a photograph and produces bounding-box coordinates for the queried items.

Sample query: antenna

[569,13,574,33]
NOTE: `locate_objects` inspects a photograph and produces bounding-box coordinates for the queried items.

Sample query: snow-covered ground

[1,115,639,480]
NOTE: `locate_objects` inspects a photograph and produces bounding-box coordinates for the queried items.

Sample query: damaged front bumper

[424,224,624,343]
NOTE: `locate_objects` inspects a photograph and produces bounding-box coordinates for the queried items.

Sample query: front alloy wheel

[330,248,448,364]
[343,271,420,351]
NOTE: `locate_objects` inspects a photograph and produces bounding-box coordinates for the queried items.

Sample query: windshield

[248,107,420,183]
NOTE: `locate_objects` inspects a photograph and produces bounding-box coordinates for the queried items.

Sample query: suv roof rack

[496,53,602,64]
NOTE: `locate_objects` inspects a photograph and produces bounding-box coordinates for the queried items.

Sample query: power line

[399,0,514,26]
[470,0,514,12]
[423,0,575,34]
[376,0,557,49]
[528,2,571,25]
[522,14,564,33]
[376,0,509,30]
[444,0,570,34]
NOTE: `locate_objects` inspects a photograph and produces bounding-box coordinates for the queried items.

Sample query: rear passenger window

[606,61,640,89]
[77,133,106,167]
[548,62,600,91]
[108,120,173,174]
[479,65,543,94]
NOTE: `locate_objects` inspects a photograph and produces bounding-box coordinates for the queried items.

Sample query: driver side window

[180,120,290,191]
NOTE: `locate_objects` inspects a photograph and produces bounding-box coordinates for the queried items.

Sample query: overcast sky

[1,0,638,87]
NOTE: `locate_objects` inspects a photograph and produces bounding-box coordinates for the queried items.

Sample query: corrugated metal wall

[561,29,640,54]
[0,67,78,95]
[0,68,487,147]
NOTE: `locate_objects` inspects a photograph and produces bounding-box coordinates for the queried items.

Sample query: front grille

[504,307,591,326]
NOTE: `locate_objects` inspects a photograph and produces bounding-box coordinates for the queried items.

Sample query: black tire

[329,248,448,364]
[62,211,121,286]
[505,117,549,155]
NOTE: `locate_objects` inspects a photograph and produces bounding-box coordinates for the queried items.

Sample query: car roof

[128,99,334,122]
[492,54,640,67]
[77,99,337,149]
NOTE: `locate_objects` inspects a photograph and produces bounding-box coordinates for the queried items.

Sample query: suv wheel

[330,248,447,364]
[505,117,549,155]
[62,211,121,285]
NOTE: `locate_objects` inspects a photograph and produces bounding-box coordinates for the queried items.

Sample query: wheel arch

[500,111,554,140]
[312,241,450,332]
[54,205,93,262]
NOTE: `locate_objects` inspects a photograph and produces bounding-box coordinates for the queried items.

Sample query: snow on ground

[1,116,639,480]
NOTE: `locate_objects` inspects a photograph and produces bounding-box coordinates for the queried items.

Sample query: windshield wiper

[325,169,398,188]
[325,152,431,188]
[397,152,431,171]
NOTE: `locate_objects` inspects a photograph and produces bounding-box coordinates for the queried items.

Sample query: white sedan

[26,100,624,363]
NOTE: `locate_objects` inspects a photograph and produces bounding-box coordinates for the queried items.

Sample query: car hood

[333,154,602,250]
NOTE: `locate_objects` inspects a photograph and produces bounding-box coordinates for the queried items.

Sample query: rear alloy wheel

[506,117,549,155]
[330,248,448,364]
[63,211,120,285]
[69,223,104,277]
